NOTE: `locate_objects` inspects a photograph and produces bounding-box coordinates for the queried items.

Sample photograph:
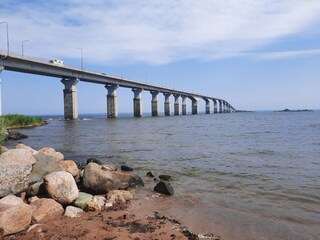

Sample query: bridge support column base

[61,78,79,120]
[133,98,142,117]
[206,106,210,114]
[192,99,198,115]
[151,100,158,116]
[174,103,180,115]
[107,95,118,118]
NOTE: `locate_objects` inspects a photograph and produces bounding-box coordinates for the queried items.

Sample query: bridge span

[0,51,236,119]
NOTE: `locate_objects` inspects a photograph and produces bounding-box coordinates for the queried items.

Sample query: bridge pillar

[163,93,171,116]
[181,96,187,115]
[173,94,180,116]
[132,88,143,117]
[219,100,223,113]
[150,91,159,117]
[190,97,198,115]
[61,78,79,120]
[213,99,218,113]
[105,84,118,118]
[204,98,210,114]
[223,102,227,113]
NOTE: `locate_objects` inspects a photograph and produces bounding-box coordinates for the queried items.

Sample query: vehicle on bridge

[49,59,64,66]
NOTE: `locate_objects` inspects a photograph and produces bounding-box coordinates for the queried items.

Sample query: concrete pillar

[163,93,171,116]
[132,88,143,117]
[213,99,218,114]
[223,102,227,113]
[219,100,223,113]
[190,97,198,115]
[61,78,79,120]
[204,98,210,114]
[150,91,159,117]
[105,84,118,118]
[173,94,180,116]
[181,95,187,115]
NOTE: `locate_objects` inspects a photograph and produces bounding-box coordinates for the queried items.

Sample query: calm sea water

[5,111,320,239]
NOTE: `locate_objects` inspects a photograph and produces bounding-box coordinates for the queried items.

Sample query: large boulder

[0,195,33,236]
[58,160,79,177]
[0,149,36,197]
[15,144,38,155]
[29,148,64,183]
[30,198,64,223]
[111,171,144,189]
[154,181,174,196]
[43,171,79,205]
[82,163,122,194]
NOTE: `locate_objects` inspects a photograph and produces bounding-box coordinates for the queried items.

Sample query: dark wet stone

[128,174,144,187]
[159,175,172,181]
[154,181,174,196]
[86,158,103,165]
[153,177,160,182]
[146,171,155,178]
[121,165,133,171]
[6,130,28,140]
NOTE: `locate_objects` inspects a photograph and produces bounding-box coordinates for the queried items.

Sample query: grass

[1,114,44,129]
[0,117,7,148]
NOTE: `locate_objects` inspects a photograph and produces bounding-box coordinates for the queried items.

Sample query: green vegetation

[1,114,44,129]
[0,117,7,147]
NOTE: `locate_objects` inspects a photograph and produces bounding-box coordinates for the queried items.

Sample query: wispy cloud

[259,49,320,60]
[1,0,320,64]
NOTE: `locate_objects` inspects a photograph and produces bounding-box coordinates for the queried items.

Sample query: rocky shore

[0,144,221,240]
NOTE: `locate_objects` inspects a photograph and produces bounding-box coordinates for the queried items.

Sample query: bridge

[0,51,236,119]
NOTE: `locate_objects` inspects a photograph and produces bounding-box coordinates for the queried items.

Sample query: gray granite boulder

[82,163,122,194]
[64,206,83,218]
[0,195,33,236]
[44,171,79,205]
[0,149,36,197]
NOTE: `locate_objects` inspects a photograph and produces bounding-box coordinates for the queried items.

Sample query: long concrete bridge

[0,51,236,119]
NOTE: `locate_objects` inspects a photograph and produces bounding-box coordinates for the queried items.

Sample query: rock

[101,164,117,171]
[92,195,106,209]
[153,177,160,182]
[64,206,83,218]
[44,171,79,205]
[111,171,144,189]
[74,192,93,209]
[82,163,121,194]
[1,146,9,153]
[0,149,36,197]
[30,198,64,223]
[154,181,174,196]
[146,171,155,178]
[86,158,102,165]
[29,150,64,183]
[28,196,39,204]
[0,195,33,236]
[107,190,134,204]
[84,200,101,211]
[159,175,172,181]
[6,130,28,140]
[121,165,133,171]
[15,144,38,155]
[38,147,64,161]
[27,182,47,198]
[58,160,79,177]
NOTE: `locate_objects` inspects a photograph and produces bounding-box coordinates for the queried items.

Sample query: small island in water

[275,108,313,112]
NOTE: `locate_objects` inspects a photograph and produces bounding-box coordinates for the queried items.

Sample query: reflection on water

[5,111,320,240]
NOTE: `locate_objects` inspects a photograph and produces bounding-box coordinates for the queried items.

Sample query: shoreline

[0,144,221,240]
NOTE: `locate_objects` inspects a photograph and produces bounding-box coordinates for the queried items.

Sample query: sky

[0,0,320,115]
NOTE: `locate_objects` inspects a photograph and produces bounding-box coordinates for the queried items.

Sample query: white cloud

[1,0,320,64]
[259,49,320,60]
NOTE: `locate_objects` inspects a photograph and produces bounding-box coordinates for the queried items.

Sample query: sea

[4,111,320,240]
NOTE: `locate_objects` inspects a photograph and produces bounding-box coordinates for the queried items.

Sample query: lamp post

[76,47,83,70]
[0,21,9,56]
[21,40,29,57]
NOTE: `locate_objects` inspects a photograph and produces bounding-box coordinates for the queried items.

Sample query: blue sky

[1,0,320,115]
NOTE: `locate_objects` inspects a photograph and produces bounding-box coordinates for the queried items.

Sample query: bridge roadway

[0,51,236,119]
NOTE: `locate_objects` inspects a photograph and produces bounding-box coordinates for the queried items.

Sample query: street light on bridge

[76,47,83,70]
[21,40,29,57]
[0,21,9,56]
